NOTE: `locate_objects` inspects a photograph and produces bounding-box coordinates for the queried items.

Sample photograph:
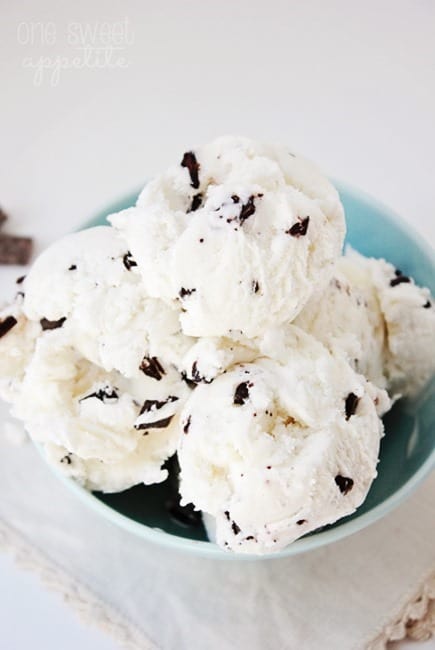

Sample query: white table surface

[0,1,434,648]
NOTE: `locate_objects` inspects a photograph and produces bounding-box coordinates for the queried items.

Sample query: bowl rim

[42,179,435,560]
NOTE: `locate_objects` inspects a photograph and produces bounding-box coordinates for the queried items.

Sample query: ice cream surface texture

[110,136,345,337]
[178,327,389,554]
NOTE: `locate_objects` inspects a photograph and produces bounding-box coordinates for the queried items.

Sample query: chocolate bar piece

[0,234,33,265]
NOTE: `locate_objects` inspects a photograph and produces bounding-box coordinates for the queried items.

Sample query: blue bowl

[53,182,435,559]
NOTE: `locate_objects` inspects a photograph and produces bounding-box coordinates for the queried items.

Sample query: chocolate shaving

[68,264,77,271]
[138,396,178,415]
[181,372,197,389]
[231,195,240,204]
[179,287,196,299]
[390,274,410,287]
[183,415,191,434]
[286,216,310,238]
[189,361,213,384]
[123,252,137,271]
[40,317,66,331]
[60,455,72,465]
[0,316,18,338]
[234,382,250,405]
[231,521,241,535]
[181,151,200,189]
[188,193,203,213]
[297,519,307,525]
[345,392,360,420]
[0,234,33,265]
[335,475,354,495]
[239,195,257,224]
[139,356,165,380]
[134,415,174,431]
[423,300,431,309]
[246,535,255,541]
[224,510,230,521]
[80,387,119,404]
[252,280,260,294]
[16,275,26,284]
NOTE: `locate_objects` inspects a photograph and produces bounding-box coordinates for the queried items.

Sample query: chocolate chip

[183,415,191,434]
[181,151,200,189]
[181,372,197,389]
[252,280,260,293]
[123,251,137,271]
[266,465,271,469]
[224,510,230,521]
[188,193,203,212]
[335,475,354,495]
[80,387,119,404]
[68,264,77,271]
[231,521,241,535]
[139,356,165,380]
[60,455,72,465]
[199,238,204,243]
[40,317,66,331]
[189,361,213,384]
[135,415,174,431]
[286,216,310,237]
[139,396,178,415]
[234,382,249,405]
[16,275,26,284]
[297,519,307,525]
[345,392,360,419]
[179,287,196,299]
[423,300,431,309]
[0,316,18,338]
[390,275,410,287]
[231,195,240,203]
[246,535,255,541]
[0,234,33,265]
[239,195,256,224]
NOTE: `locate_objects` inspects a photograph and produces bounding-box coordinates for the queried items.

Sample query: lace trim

[368,570,435,649]
[0,517,157,650]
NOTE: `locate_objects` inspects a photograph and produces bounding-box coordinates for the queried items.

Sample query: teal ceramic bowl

[52,182,435,559]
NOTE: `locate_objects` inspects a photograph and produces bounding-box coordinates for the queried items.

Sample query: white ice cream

[110,136,345,337]
[294,255,387,390]
[11,329,190,489]
[178,327,389,554]
[23,226,192,377]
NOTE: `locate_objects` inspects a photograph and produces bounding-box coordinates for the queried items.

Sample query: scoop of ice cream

[357,254,435,398]
[110,136,345,337]
[178,327,389,554]
[11,329,190,487]
[294,254,387,390]
[23,226,192,377]
[0,300,41,402]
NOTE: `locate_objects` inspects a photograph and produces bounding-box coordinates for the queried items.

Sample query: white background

[0,1,434,648]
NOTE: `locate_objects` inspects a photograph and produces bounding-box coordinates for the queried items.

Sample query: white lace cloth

[0,412,434,650]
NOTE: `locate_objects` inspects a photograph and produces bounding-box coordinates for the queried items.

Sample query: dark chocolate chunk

[0,315,18,338]
[68,264,77,271]
[16,275,26,284]
[0,206,8,227]
[297,519,307,525]
[189,361,213,384]
[123,251,137,271]
[188,193,203,213]
[60,455,72,465]
[135,415,174,431]
[181,151,200,189]
[345,392,360,420]
[335,475,354,495]
[252,280,260,294]
[80,387,119,404]
[183,415,191,434]
[40,317,66,331]
[234,382,250,405]
[0,234,33,265]
[423,300,431,309]
[231,195,240,203]
[139,395,178,415]
[286,216,310,237]
[139,356,165,380]
[179,287,196,299]
[239,195,256,224]
[181,372,197,389]
[231,521,241,535]
[390,274,410,287]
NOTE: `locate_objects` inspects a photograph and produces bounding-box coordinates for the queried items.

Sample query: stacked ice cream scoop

[1,137,434,554]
